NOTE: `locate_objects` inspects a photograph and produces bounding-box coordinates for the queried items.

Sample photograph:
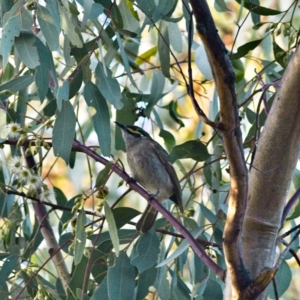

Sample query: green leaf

[1,13,21,68]
[169,268,191,300]
[115,93,137,151]
[159,129,175,152]
[84,81,111,156]
[0,255,18,282]
[35,38,51,102]
[56,81,70,111]
[95,162,113,188]
[68,256,89,299]
[167,22,183,53]
[53,100,76,164]
[236,0,282,16]
[14,31,39,68]
[169,140,209,162]
[145,70,165,117]
[214,0,229,12]
[37,5,60,51]
[107,252,135,300]
[231,39,263,60]
[168,101,185,128]
[157,227,202,267]
[115,32,138,89]
[45,0,60,31]
[158,20,170,78]
[131,228,160,273]
[0,75,34,102]
[118,0,140,32]
[202,279,223,299]
[104,202,119,256]
[153,0,176,22]
[74,209,86,265]
[58,2,83,48]
[268,260,292,299]
[69,67,83,99]
[231,58,245,83]
[91,277,109,300]
[135,266,158,300]
[112,207,141,229]
[95,63,123,110]
[273,41,287,68]
[81,1,103,29]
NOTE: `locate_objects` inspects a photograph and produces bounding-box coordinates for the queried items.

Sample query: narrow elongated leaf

[145,70,165,116]
[0,255,18,282]
[58,2,83,48]
[0,76,34,101]
[153,0,175,22]
[56,81,70,111]
[169,140,209,162]
[236,0,282,16]
[202,279,223,299]
[37,5,60,51]
[35,37,58,100]
[115,32,138,89]
[231,39,263,60]
[95,63,123,110]
[104,202,119,256]
[131,228,160,273]
[91,277,109,300]
[15,32,39,69]
[74,209,86,265]
[156,227,202,267]
[107,252,135,300]
[53,100,76,164]
[112,207,140,229]
[46,0,60,30]
[81,1,103,29]
[118,0,140,32]
[84,81,111,156]
[135,266,158,300]
[167,22,183,53]
[158,20,170,78]
[95,162,113,188]
[1,14,21,68]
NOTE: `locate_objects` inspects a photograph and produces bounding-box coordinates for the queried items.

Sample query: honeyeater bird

[115,122,183,233]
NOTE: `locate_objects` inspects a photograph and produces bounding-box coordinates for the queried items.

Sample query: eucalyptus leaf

[15,31,39,69]
[84,81,111,156]
[170,140,209,162]
[95,63,123,110]
[74,209,86,265]
[53,100,76,164]
[107,253,135,300]
[104,202,119,256]
[1,13,21,68]
[37,5,60,51]
[131,228,160,273]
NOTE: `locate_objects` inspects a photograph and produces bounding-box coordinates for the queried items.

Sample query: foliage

[0,0,299,299]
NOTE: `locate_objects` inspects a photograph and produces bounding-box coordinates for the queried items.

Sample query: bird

[115,122,183,233]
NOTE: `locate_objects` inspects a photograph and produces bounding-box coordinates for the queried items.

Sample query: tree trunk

[242,46,300,299]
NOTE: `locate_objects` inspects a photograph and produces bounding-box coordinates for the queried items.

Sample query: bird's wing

[151,143,183,212]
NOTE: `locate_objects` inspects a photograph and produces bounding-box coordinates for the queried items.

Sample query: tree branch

[188,0,250,296]
[22,145,71,293]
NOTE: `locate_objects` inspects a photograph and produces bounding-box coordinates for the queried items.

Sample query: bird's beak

[114,121,126,130]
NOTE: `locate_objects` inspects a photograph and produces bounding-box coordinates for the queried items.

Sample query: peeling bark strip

[188,0,249,297]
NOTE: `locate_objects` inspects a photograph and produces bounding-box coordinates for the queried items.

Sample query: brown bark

[242,45,300,299]
[188,1,249,298]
